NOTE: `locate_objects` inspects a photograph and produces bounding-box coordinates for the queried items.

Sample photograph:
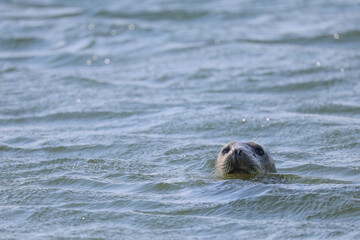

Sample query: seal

[216,141,276,175]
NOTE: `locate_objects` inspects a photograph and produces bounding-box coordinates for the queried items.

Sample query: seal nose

[233,148,243,157]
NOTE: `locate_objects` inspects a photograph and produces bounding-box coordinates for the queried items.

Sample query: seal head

[216,141,276,175]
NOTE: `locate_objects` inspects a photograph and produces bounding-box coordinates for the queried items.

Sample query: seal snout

[233,147,243,157]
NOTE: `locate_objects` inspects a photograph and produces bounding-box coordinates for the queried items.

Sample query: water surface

[1,0,360,239]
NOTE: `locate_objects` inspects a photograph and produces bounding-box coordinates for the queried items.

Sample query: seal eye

[255,147,264,156]
[222,147,230,155]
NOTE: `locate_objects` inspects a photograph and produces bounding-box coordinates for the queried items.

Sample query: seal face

[216,141,276,175]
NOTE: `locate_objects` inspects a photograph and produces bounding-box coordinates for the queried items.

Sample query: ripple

[3,7,83,20]
[0,37,49,51]
[281,164,359,183]
[0,110,136,124]
[262,77,345,93]
[94,9,209,21]
[44,176,111,189]
[296,103,360,115]
[241,30,360,49]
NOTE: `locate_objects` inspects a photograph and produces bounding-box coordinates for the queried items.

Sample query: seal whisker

[229,128,236,142]
[252,134,262,143]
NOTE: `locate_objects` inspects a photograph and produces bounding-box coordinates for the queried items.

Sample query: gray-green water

[1,0,360,239]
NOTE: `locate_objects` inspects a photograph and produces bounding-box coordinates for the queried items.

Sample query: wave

[94,9,209,21]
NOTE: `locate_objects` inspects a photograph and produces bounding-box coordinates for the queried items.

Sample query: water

[1,0,360,239]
